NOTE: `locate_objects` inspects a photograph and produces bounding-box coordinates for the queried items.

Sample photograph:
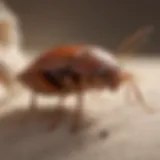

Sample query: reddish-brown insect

[0,25,154,132]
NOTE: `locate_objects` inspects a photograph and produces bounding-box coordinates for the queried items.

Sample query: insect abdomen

[41,66,81,91]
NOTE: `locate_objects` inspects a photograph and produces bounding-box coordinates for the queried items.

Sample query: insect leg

[129,80,153,113]
[47,93,67,131]
[30,91,38,111]
[70,75,87,133]
[120,71,153,113]
[57,91,67,108]
[70,90,84,133]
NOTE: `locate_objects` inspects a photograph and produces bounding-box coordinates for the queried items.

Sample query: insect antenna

[115,25,154,59]
[114,26,155,112]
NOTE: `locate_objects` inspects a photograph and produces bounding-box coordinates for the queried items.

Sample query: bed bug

[0,25,154,132]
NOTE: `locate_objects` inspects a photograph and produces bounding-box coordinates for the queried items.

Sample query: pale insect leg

[70,90,84,133]
[57,92,67,107]
[56,75,73,107]
[48,80,67,131]
[30,91,38,110]
[48,92,67,131]
[57,74,79,107]
[129,79,153,113]
[70,76,88,133]
[48,71,76,131]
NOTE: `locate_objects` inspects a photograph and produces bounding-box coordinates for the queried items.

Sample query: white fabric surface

[0,58,159,160]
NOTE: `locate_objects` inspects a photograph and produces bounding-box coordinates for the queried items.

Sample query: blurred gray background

[5,0,160,55]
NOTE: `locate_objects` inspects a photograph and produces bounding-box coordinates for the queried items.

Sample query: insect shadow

[0,104,100,160]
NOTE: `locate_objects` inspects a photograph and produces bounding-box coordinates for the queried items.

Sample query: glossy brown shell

[18,44,120,94]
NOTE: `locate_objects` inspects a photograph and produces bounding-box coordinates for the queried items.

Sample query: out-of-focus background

[4,0,160,54]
